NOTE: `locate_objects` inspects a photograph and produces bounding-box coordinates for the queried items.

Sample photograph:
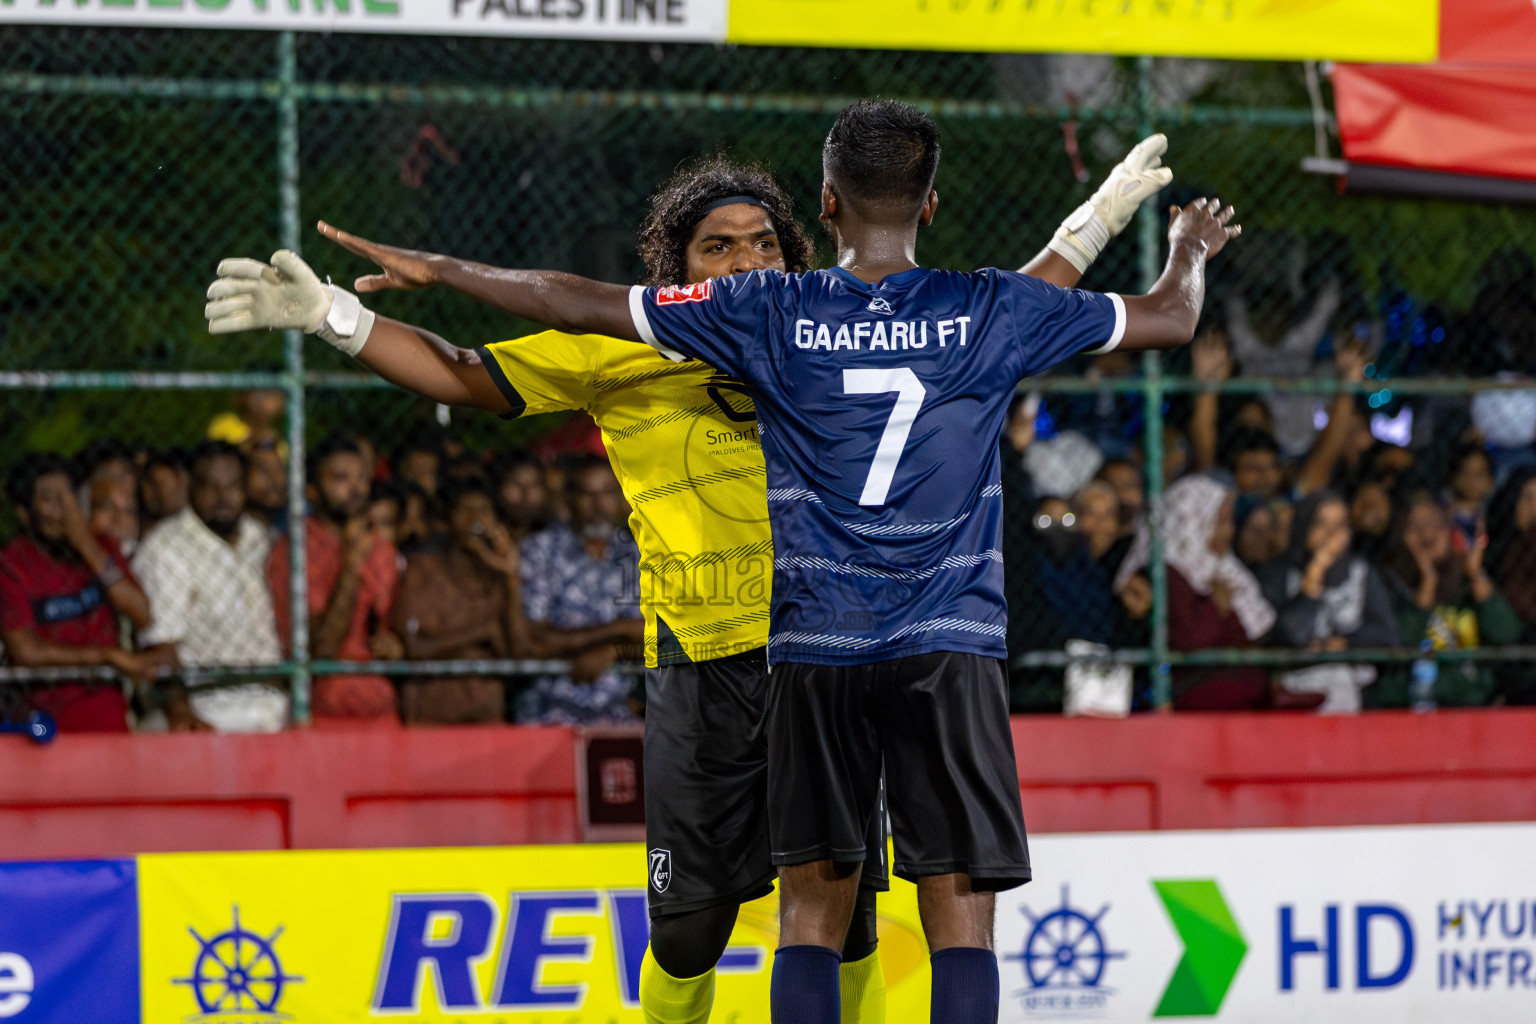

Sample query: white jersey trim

[1085,293,1127,356]
[628,285,686,362]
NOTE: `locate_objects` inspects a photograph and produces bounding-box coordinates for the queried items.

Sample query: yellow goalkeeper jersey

[478,331,770,668]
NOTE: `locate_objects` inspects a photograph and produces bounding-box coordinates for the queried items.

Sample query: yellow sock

[640,947,715,1024]
[840,948,887,1024]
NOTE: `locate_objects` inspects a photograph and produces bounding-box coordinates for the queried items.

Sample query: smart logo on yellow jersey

[478,332,776,667]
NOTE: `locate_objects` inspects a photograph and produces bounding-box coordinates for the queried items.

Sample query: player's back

[633,265,1124,666]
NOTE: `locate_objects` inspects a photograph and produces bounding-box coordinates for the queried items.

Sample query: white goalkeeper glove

[1048,133,1174,274]
[204,249,375,357]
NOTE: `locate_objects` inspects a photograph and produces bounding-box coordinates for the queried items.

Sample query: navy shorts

[643,648,889,918]
[767,650,1031,892]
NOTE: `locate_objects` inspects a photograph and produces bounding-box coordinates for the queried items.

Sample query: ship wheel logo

[1007,885,1126,992]
[173,905,304,1019]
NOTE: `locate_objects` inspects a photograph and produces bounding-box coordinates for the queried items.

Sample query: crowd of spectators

[6,242,1536,731]
[1002,243,1536,714]
[0,391,642,734]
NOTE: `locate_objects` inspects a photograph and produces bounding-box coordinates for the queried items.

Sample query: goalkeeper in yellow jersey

[205,138,1171,1024]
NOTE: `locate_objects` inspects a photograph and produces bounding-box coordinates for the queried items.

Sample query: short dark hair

[563,454,615,491]
[442,449,485,479]
[439,474,494,515]
[369,478,405,507]
[188,440,245,480]
[144,446,191,474]
[638,155,815,288]
[489,449,538,483]
[823,99,941,222]
[1445,442,1492,483]
[307,433,364,481]
[7,453,76,508]
[1097,457,1142,484]
[78,438,139,477]
[1220,426,1281,471]
[392,428,446,467]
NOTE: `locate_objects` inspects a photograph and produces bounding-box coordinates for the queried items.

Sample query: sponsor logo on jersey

[649,849,673,893]
[867,297,895,315]
[656,281,713,306]
[703,374,756,423]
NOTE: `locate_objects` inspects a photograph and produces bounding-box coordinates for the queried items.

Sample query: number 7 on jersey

[844,367,927,507]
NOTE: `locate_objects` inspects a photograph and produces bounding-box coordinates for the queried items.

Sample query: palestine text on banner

[0,0,727,42]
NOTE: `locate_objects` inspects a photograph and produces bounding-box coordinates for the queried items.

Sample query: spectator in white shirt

[133,441,285,732]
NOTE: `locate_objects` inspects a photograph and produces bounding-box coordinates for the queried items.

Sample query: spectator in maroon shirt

[0,454,159,732]
[1117,475,1277,710]
[269,435,402,723]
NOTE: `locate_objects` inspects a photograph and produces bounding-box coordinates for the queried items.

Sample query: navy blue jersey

[629,266,1125,666]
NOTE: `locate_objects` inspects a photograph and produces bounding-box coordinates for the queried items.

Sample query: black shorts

[767,650,1031,892]
[643,648,888,919]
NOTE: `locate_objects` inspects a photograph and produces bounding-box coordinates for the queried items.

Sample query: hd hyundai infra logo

[1151,880,1247,1018]
[656,281,713,305]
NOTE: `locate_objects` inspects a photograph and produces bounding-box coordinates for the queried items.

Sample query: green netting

[4,28,1536,717]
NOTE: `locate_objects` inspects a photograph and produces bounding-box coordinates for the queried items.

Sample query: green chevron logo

[1152,879,1248,1017]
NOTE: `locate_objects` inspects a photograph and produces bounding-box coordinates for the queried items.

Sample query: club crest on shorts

[867,297,895,315]
[649,849,673,893]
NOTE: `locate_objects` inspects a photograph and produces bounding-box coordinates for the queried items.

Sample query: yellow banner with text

[726,0,1437,63]
[138,844,932,1023]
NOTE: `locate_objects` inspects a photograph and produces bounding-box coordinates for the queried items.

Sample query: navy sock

[771,944,843,1024]
[930,947,1000,1024]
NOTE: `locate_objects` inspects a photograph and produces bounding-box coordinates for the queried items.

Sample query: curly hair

[638,155,815,288]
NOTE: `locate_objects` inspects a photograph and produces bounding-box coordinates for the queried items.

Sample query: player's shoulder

[483,328,608,358]
[725,267,804,297]
[589,336,717,395]
[885,265,1034,305]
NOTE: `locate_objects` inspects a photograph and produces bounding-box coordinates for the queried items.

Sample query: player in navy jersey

[629,106,1236,1024]
[229,102,1231,1024]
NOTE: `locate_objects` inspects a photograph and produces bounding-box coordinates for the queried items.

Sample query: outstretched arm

[318,222,638,341]
[1023,133,1174,288]
[357,317,508,412]
[1116,199,1241,352]
[1016,250,1081,288]
[203,245,626,412]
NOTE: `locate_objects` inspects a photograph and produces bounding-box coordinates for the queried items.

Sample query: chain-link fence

[4,28,1536,725]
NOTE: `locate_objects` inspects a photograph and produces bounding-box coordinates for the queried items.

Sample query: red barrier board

[3,711,1536,859]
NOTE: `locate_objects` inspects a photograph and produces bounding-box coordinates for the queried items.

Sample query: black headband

[697,194,771,218]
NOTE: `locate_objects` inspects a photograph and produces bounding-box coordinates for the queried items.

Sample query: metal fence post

[1135,55,1173,708]
[276,31,312,724]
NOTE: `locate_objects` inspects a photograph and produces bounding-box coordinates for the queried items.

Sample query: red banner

[1440,0,1536,64]
[1335,0,1536,183]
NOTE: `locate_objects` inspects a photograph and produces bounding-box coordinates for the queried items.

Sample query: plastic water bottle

[1410,639,1438,713]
